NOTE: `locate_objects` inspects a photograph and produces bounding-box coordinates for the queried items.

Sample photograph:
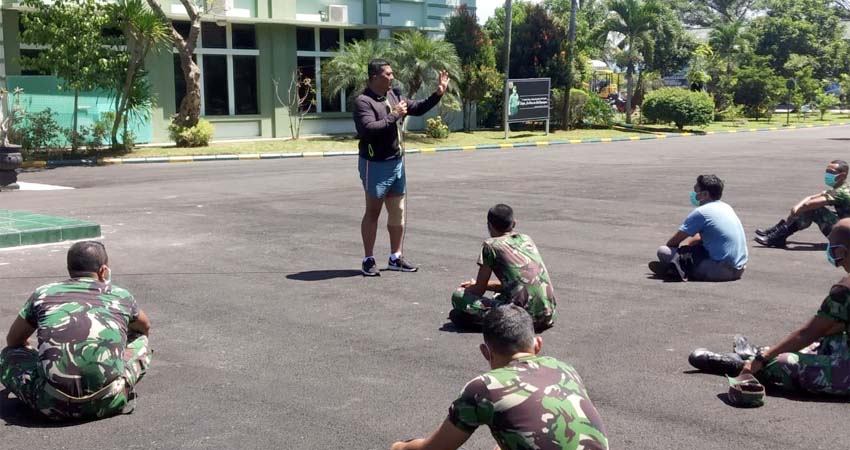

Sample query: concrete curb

[20,121,850,169]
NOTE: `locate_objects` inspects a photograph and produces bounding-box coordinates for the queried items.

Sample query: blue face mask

[826,243,845,267]
[690,191,701,207]
[825,172,839,187]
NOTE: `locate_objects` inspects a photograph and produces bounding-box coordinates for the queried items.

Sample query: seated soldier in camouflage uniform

[690,218,850,395]
[755,160,850,247]
[390,305,608,450]
[450,204,556,333]
[0,241,152,420]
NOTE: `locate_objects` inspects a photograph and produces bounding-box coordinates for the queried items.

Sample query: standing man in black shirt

[353,58,449,276]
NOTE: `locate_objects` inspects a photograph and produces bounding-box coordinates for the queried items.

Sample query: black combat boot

[754,220,800,248]
[755,219,785,237]
[688,348,744,376]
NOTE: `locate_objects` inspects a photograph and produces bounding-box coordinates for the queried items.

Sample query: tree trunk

[562,0,578,131]
[502,0,513,139]
[146,0,202,128]
[72,89,79,151]
[625,64,634,124]
[113,47,140,150]
[175,49,202,128]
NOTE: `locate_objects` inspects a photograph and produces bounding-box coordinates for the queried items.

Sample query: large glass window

[172,22,259,116]
[296,27,315,52]
[202,55,228,115]
[234,55,259,115]
[319,28,340,52]
[296,57,316,113]
[201,22,227,49]
[296,27,364,114]
[231,24,257,50]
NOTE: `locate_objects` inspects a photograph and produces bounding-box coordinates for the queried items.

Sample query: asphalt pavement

[1,126,849,450]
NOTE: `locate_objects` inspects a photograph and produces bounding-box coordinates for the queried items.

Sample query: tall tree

[111,0,169,149]
[322,39,394,105]
[393,32,461,100]
[563,0,578,130]
[20,0,121,150]
[484,1,529,73]
[709,20,751,77]
[444,5,502,131]
[670,0,757,26]
[145,0,203,128]
[751,0,849,79]
[594,0,662,123]
[510,4,567,81]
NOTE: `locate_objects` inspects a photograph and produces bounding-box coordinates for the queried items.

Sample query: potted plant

[0,87,23,190]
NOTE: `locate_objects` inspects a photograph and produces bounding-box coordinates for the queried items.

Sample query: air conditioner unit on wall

[328,5,348,23]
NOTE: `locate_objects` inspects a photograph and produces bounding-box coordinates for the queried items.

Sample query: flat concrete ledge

[0,209,101,248]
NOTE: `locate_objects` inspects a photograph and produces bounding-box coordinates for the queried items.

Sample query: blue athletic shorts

[358,157,406,199]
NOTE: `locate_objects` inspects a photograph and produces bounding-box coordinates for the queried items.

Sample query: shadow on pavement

[783,241,827,251]
[286,270,362,281]
[0,389,88,428]
[438,321,480,334]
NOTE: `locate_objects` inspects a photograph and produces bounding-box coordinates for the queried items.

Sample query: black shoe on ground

[449,309,481,331]
[688,348,744,376]
[755,219,785,237]
[648,261,677,277]
[754,220,800,248]
[754,234,787,248]
[387,256,418,272]
[361,257,380,277]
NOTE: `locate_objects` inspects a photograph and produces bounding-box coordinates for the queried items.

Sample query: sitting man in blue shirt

[650,174,748,281]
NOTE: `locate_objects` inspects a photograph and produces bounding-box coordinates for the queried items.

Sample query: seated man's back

[449,354,608,450]
[26,278,137,397]
[0,241,151,420]
[483,232,556,322]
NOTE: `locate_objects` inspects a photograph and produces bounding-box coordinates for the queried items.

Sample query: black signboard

[506,78,551,123]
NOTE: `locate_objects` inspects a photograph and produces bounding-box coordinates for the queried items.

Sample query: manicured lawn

[23,112,850,160]
[127,128,639,158]
[633,111,850,134]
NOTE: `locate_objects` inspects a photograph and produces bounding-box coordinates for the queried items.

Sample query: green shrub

[425,116,450,139]
[85,116,111,151]
[12,108,64,153]
[583,94,615,128]
[169,119,215,147]
[714,104,744,122]
[642,88,715,130]
[551,89,591,128]
[816,92,839,120]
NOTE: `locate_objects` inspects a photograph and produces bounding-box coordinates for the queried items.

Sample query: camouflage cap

[726,374,765,407]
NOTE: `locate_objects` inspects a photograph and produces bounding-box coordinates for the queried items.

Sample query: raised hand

[435,70,450,95]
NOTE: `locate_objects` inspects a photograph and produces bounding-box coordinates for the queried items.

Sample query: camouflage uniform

[448,355,608,450]
[0,278,151,420]
[451,233,557,331]
[758,283,850,395]
[792,183,850,236]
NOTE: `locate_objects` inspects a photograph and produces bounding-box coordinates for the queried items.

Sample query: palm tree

[321,39,393,105]
[709,19,750,77]
[393,32,461,100]
[111,0,170,149]
[595,0,662,123]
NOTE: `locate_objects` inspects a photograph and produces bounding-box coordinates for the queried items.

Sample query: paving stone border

[19,122,850,168]
[0,209,101,248]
